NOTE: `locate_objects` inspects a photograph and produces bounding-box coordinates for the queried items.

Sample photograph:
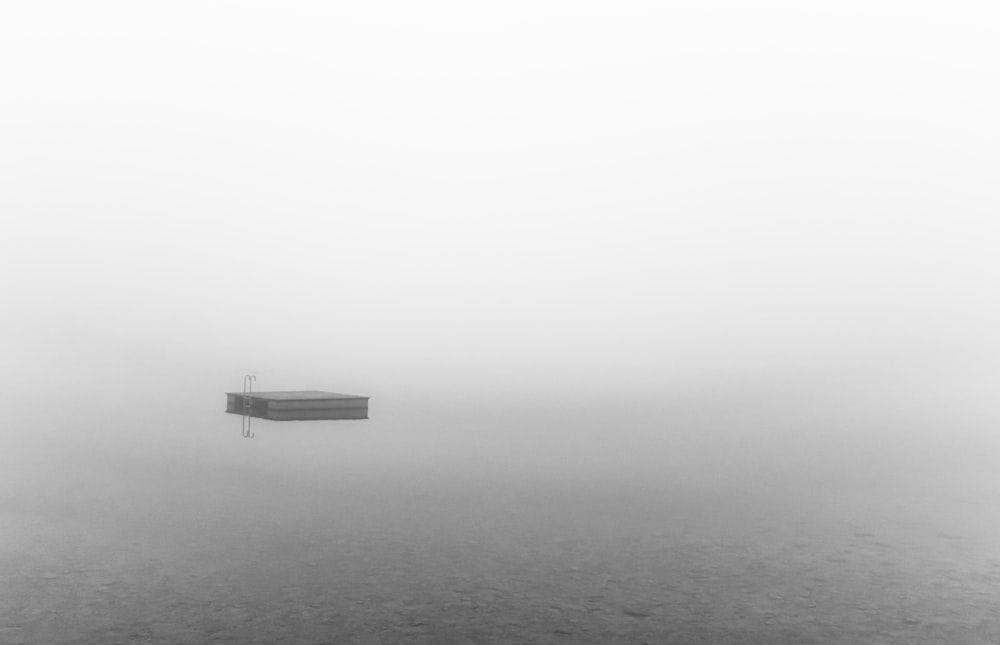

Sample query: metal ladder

[241,374,256,439]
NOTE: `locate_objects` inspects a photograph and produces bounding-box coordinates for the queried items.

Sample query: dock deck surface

[225,390,369,420]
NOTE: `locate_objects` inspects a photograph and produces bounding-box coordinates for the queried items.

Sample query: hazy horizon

[2,1,999,409]
[3,2,1000,643]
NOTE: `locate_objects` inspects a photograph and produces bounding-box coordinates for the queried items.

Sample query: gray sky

[2,1,999,403]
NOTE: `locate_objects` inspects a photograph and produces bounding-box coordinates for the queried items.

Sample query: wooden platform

[225,391,369,421]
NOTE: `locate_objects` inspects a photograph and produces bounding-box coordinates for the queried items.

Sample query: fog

[3,2,1000,643]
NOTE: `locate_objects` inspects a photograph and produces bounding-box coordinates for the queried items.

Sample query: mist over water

[3,327,1000,643]
[4,1,1000,642]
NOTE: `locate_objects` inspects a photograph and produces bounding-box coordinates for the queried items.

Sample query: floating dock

[225,391,369,421]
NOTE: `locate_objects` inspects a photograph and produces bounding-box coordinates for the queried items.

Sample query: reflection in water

[3,368,1000,644]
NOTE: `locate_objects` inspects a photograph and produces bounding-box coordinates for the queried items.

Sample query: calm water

[4,377,1000,644]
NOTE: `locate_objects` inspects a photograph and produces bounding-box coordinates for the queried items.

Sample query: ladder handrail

[241,374,256,439]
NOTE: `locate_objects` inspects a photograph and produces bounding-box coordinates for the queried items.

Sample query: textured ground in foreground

[5,448,1000,645]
